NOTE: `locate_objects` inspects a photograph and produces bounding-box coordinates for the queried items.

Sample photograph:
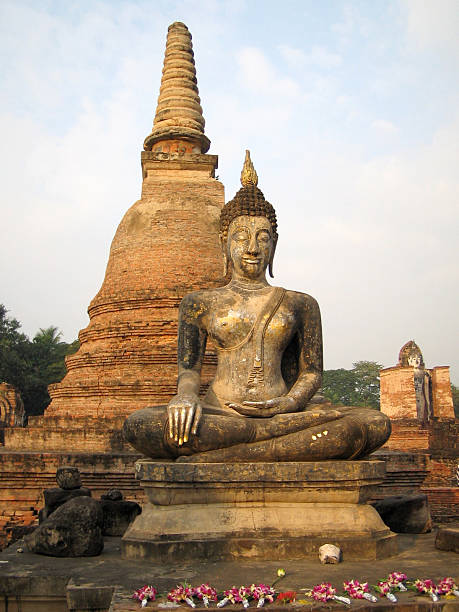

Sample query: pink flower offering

[413,579,439,602]
[133,585,157,608]
[344,580,377,603]
[388,572,407,590]
[376,581,397,602]
[194,584,218,607]
[436,577,459,597]
[311,583,336,602]
[250,584,275,607]
[168,584,196,608]
[219,586,250,607]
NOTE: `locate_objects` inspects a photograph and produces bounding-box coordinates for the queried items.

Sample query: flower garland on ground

[410,579,440,602]
[194,584,218,608]
[388,571,407,591]
[250,584,275,608]
[437,577,459,598]
[343,580,377,603]
[302,583,350,605]
[131,573,459,607]
[132,585,157,608]
[168,583,196,608]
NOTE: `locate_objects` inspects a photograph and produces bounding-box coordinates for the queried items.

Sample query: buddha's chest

[207,294,297,350]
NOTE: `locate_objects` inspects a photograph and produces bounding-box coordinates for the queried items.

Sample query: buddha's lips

[242,257,260,264]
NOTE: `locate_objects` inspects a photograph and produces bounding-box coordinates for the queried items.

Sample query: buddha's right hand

[166,394,202,446]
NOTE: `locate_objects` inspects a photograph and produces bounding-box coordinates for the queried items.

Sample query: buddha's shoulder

[281,288,320,313]
[179,288,224,315]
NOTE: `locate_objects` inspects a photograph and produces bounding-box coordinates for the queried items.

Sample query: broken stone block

[435,526,459,553]
[371,493,432,534]
[319,544,341,564]
[56,466,82,490]
[39,487,91,522]
[100,499,141,536]
[25,497,103,557]
[101,488,123,501]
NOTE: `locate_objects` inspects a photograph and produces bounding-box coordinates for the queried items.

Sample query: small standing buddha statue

[123,151,391,462]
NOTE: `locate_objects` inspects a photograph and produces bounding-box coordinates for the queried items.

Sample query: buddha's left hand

[226,395,296,417]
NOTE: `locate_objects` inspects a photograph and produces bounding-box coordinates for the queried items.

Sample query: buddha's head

[219,151,278,278]
[399,340,425,368]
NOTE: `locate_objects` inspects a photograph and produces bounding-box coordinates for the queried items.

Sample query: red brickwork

[380,365,454,421]
[0,23,228,546]
[422,487,459,523]
[380,367,417,419]
[46,153,225,421]
[0,507,38,550]
[380,356,458,521]
[0,383,24,431]
[431,366,455,419]
[3,153,225,455]
[0,450,144,550]
[381,419,459,522]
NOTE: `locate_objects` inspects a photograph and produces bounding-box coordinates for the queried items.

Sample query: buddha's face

[408,354,422,368]
[227,215,275,280]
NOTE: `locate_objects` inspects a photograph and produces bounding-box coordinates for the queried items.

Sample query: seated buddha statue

[123,151,391,462]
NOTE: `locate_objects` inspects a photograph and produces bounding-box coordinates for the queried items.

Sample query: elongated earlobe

[220,235,229,276]
[268,241,277,278]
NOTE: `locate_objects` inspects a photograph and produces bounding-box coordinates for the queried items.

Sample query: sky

[1,0,458,382]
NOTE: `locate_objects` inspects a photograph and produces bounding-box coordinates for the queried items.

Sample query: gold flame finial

[240,150,258,187]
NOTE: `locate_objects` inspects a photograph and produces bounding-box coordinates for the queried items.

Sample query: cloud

[279,44,342,70]
[401,0,459,54]
[237,47,300,97]
[371,119,399,134]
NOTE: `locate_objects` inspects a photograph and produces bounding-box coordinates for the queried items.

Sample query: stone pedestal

[122,460,398,561]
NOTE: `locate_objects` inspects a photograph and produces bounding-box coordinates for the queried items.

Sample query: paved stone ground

[0,528,458,611]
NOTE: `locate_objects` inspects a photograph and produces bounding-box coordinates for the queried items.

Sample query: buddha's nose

[247,235,259,255]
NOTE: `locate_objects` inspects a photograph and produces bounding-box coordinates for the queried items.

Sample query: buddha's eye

[257,230,271,243]
[232,229,249,241]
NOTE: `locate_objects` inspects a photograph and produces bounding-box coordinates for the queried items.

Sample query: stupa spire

[144,21,210,154]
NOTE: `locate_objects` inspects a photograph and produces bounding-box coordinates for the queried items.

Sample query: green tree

[322,368,358,406]
[352,360,383,409]
[451,384,459,419]
[322,360,382,409]
[0,305,79,417]
[24,327,79,416]
[0,305,29,394]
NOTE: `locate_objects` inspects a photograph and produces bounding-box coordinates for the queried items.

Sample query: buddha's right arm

[166,294,208,445]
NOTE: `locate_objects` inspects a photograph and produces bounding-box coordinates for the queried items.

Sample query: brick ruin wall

[0,450,145,550]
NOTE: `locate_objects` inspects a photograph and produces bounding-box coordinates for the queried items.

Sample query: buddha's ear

[220,233,229,276]
[268,239,277,278]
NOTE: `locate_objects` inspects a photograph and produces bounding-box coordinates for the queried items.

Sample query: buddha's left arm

[286,295,323,408]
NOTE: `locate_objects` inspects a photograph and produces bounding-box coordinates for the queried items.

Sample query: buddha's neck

[228,277,270,291]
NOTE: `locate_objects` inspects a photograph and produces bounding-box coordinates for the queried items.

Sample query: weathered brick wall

[4,152,226,454]
[44,153,225,425]
[372,450,430,498]
[0,383,24,431]
[431,366,455,419]
[382,419,430,451]
[380,418,459,522]
[424,457,458,487]
[422,487,459,523]
[380,367,417,419]
[0,450,144,549]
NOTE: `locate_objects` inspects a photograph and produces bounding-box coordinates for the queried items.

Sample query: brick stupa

[3,22,225,457]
